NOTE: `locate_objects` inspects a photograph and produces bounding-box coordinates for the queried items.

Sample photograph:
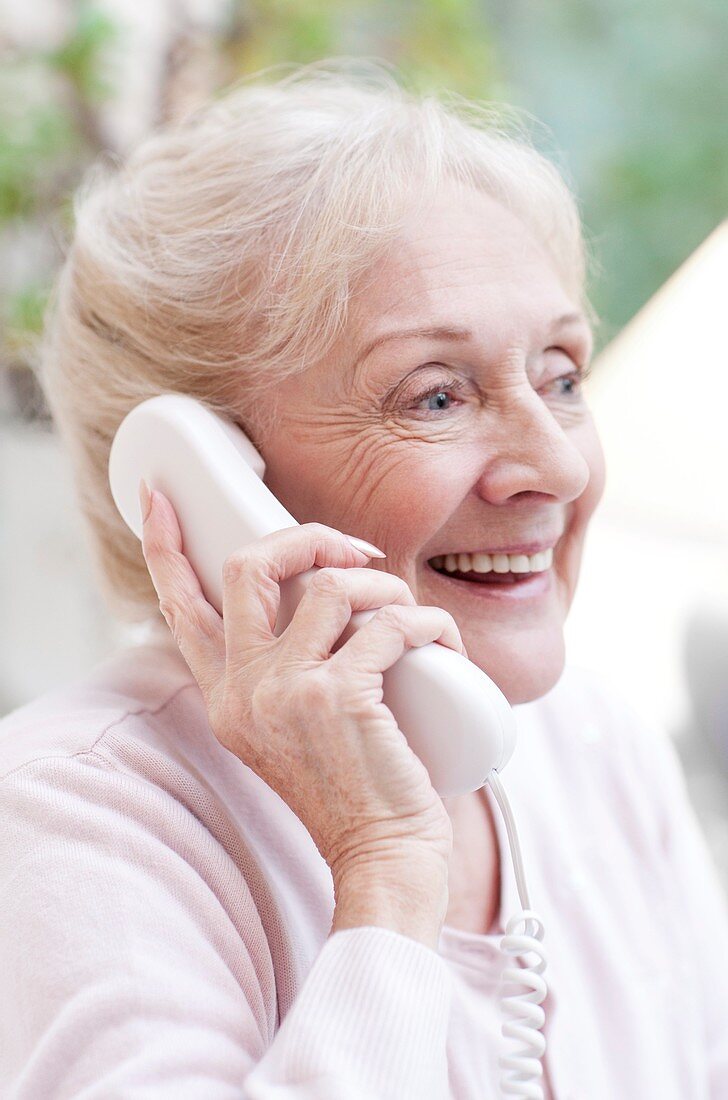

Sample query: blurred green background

[2,0,727,421]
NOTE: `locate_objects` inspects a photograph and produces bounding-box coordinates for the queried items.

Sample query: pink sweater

[1,637,727,1099]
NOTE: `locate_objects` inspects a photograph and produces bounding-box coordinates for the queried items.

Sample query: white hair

[38,58,591,624]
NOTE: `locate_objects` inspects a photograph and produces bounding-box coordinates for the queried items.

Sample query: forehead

[348,184,577,340]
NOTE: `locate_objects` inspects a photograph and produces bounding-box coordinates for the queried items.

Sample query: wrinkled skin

[251,182,606,931]
[258,185,605,705]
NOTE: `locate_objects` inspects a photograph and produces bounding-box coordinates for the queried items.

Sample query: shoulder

[0,642,222,875]
[0,640,279,871]
[0,643,331,1004]
[0,640,324,906]
[0,641,289,930]
[0,641,201,783]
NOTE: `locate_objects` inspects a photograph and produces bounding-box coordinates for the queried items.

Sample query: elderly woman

[1,61,727,1100]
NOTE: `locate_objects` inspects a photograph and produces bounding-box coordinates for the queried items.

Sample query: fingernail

[345,535,386,558]
[139,478,153,524]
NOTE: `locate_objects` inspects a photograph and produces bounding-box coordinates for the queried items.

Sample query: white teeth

[510,555,531,573]
[431,547,554,574]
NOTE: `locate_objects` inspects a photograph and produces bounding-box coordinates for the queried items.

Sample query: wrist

[332,859,448,950]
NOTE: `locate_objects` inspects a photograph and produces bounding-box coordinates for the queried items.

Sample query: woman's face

[254,183,605,704]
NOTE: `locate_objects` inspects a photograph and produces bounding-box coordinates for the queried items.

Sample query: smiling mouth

[427,547,554,583]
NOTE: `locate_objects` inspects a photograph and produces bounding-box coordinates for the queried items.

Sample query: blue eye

[423,389,455,411]
[557,375,580,396]
[551,362,593,399]
[400,360,592,418]
[409,378,467,415]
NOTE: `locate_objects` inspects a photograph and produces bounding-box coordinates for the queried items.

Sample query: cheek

[561,421,606,595]
[264,427,458,552]
[575,420,607,525]
[367,451,472,554]
[382,459,455,515]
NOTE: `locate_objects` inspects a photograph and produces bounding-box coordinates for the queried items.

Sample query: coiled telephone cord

[488,770,548,1100]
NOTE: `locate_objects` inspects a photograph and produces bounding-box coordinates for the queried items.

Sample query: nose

[475,387,590,506]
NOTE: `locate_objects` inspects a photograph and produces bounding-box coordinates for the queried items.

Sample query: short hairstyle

[39,58,590,625]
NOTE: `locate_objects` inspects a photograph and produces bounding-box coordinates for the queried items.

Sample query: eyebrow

[351,313,588,376]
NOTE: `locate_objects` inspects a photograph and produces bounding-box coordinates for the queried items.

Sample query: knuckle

[441,608,461,634]
[297,669,335,709]
[424,605,460,634]
[142,531,165,560]
[158,596,179,622]
[374,603,409,629]
[309,567,347,596]
[222,549,251,586]
[302,521,336,539]
[303,522,346,552]
[393,577,417,604]
[158,597,182,642]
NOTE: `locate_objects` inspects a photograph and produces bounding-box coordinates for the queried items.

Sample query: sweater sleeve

[629,711,728,1096]
[0,754,452,1100]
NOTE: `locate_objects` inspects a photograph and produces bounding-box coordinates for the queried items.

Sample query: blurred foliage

[0,90,77,222]
[227,0,499,99]
[491,0,728,346]
[1,0,497,410]
[0,2,118,391]
[1,0,726,411]
[47,4,118,100]
[4,285,50,356]
[0,5,118,222]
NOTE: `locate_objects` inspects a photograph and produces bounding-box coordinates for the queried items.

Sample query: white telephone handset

[108,393,516,798]
[108,393,548,1097]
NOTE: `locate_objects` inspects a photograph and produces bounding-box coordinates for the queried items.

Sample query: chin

[467,632,566,706]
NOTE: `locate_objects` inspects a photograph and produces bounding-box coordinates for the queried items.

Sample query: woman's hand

[139,484,464,905]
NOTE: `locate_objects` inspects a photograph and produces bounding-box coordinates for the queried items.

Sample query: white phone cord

[487,770,548,1100]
